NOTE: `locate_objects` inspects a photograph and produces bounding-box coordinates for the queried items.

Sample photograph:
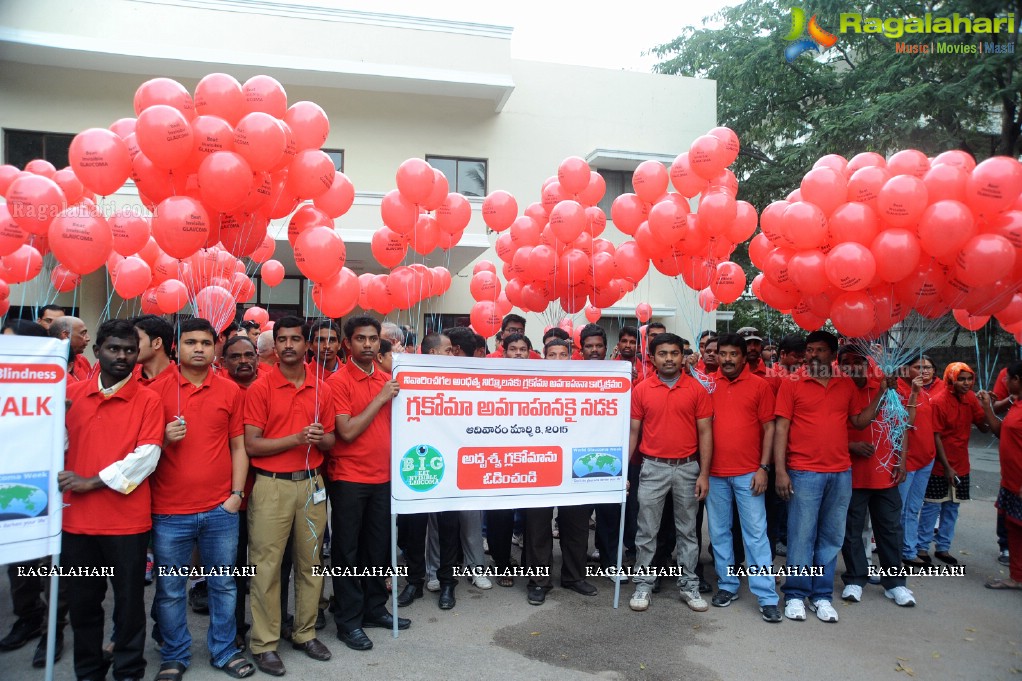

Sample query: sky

[304,0,742,71]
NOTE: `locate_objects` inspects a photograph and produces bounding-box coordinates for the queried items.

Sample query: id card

[312,487,327,505]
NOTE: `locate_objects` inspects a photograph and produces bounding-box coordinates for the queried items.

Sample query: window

[596,169,634,219]
[323,148,344,172]
[3,129,75,170]
[425,156,487,197]
[426,313,470,336]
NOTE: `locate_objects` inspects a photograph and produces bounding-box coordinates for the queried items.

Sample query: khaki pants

[247,474,327,653]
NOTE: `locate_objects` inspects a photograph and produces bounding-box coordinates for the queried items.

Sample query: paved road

[3,432,1019,681]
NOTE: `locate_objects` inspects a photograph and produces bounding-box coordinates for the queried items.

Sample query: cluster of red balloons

[750,150,1022,340]
[369,158,473,270]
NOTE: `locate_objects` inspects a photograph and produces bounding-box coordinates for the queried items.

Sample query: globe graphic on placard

[572,451,622,478]
[0,483,48,520]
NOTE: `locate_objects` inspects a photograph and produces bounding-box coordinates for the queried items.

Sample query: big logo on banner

[0,337,67,564]
[390,354,631,514]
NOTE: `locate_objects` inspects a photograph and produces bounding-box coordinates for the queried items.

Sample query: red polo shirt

[134,361,176,388]
[931,389,984,476]
[63,377,164,535]
[748,361,767,378]
[999,401,1022,494]
[244,364,335,473]
[148,366,245,514]
[631,372,713,459]
[897,379,936,472]
[306,359,341,379]
[765,363,799,394]
[775,368,860,473]
[993,368,1009,401]
[848,380,898,489]
[326,360,392,484]
[710,366,775,476]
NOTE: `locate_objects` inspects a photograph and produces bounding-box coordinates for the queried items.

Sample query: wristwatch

[231,490,245,499]
[759,464,772,473]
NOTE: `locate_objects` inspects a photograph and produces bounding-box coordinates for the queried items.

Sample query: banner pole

[391,512,399,639]
[44,555,59,681]
[613,499,626,609]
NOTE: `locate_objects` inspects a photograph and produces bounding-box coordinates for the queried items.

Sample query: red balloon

[0,204,28,257]
[748,233,772,269]
[194,73,244,125]
[135,78,194,119]
[787,249,829,295]
[635,302,653,323]
[380,189,418,235]
[887,149,930,179]
[923,163,968,203]
[260,259,285,287]
[698,288,720,312]
[586,206,607,237]
[955,234,1015,287]
[287,149,335,199]
[966,156,1022,216]
[549,200,586,243]
[495,232,515,263]
[371,227,407,268]
[396,158,435,204]
[825,242,876,291]
[830,291,876,337]
[420,170,450,212]
[800,166,847,217]
[470,271,500,302]
[273,121,298,174]
[49,205,113,275]
[250,234,275,264]
[198,151,253,212]
[528,244,558,281]
[220,212,268,258]
[614,241,649,283]
[50,264,80,293]
[632,161,669,204]
[182,115,235,175]
[670,152,709,198]
[577,172,606,207]
[781,201,827,249]
[6,174,65,235]
[725,201,758,244]
[411,214,440,255]
[109,118,137,140]
[697,191,737,237]
[759,201,790,246]
[436,193,471,235]
[194,285,237,333]
[470,301,503,337]
[283,101,329,151]
[135,237,161,268]
[112,256,152,299]
[610,194,648,236]
[151,196,210,259]
[294,226,345,283]
[689,135,728,180]
[25,160,56,178]
[541,181,569,213]
[287,204,331,246]
[846,166,891,207]
[709,127,740,166]
[313,172,355,218]
[52,168,85,206]
[932,150,976,172]
[242,76,287,118]
[762,247,794,287]
[1,244,43,283]
[953,309,990,331]
[877,175,928,228]
[813,154,848,174]
[871,229,921,282]
[918,200,975,259]
[69,128,131,196]
[510,216,542,248]
[154,279,188,313]
[233,112,286,172]
[558,156,591,195]
[710,261,747,303]
[135,105,194,169]
[312,268,360,317]
[482,191,518,232]
[0,165,22,196]
[829,202,879,246]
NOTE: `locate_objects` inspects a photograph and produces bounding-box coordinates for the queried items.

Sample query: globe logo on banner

[782,7,838,62]
[571,447,623,479]
[0,473,49,521]
[399,444,445,492]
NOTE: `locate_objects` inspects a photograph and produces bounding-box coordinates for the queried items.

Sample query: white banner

[0,336,67,564]
[390,354,630,513]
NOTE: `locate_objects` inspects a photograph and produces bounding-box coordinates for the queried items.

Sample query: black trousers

[766,468,789,552]
[7,557,70,627]
[235,509,249,636]
[624,458,642,552]
[64,531,149,681]
[485,509,515,570]
[523,504,591,588]
[595,503,622,569]
[327,480,390,632]
[841,486,905,589]
[403,511,461,588]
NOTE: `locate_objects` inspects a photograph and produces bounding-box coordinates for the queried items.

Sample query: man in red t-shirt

[325,316,405,652]
[59,319,164,681]
[628,332,713,614]
[307,319,343,380]
[705,333,780,622]
[773,330,887,623]
[244,316,336,675]
[837,347,919,608]
[49,315,92,382]
[132,315,175,386]
[149,318,252,679]
[736,327,768,378]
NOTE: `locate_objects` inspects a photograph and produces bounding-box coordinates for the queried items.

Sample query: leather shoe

[32,629,63,668]
[252,651,286,676]
[362,612,410,630]
[527,586,547,605]
[561,580,598,596]
[292,637,331,661]
[438,584,456,610]
[397,583,423,607]
[337,628,373,651]
[0,618,43,650]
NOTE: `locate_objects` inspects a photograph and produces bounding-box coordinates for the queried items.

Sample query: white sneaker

[629,586,651,611]
[809,599,839,622]
[470,573,493,590]
[784,599,806,621]
[512,532,524,547]
[426,578,440,592]
[841,585,862,602]
[885,586,916,607]
[679,588,709,612]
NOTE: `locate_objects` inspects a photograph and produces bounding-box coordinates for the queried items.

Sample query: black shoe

[698,578,712,594]
[0,618,43,651]
[561,580,598,596]
[315,608,326,630]
[31,629,63,668]
[438,585,456,610]
[189,581,209,614]
[363,612,410,630]
[934,551,959,565]
[527,586,547,605]
[711,590,739,607]
[397,583,423,607]
[652,577,662,594]
[760,605,782,623]
[337,628,373,651]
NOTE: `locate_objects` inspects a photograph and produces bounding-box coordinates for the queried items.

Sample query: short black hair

[649,332,685,355]
[501,313,526,331]
[474,333,488,355]
[837,345,867,360]
[240,319,261,332]
[443,327,478,356]
[132,314,174,355]
[219,321,241,340]
[224,335,256,354]
[544,339,571,355]
[543,327,569,343]
[698,329,716,340]
[274,315,307,341]
[619,325,639,341]
[778,334,807,354]
[1007,359,1022,382]
[39,304,64,315]
[379,338,393,355]
[421,332,446,355]
[179,317,217,341]
[308,319,342,341]
[715,332,746,355]
[647,322,666,332]
[579,323,606,345]
[2,319,49,337]
[806,330,839,353]
[502,332,528,352]
[343,315,381,340]
[96,319,139,349]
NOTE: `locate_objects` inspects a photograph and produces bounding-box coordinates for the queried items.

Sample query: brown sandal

[497,576,514,588]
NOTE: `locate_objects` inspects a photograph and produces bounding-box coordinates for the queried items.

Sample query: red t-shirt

[848,380,898,489]
[148,366,245,514]
[998,401,1022,494]
[748,361,768,378]
[63,378,164,535]
[326,361,392,484]
[765,363,798,394]
[134,361,177,388]
[243,364,335,473]
[709,367,775,476]
[775,369,860,473]
[993,368,1009,401]
[306,359,341,379]
[631,372,713,459]
[897,380,936,472]
[931,389,984,476]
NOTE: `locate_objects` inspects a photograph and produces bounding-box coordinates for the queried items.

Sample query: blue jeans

[153,505,240,668]
[781,469,852,603]
[898,461,933,559]
[707,473,778,606]
[917,499,959,554]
